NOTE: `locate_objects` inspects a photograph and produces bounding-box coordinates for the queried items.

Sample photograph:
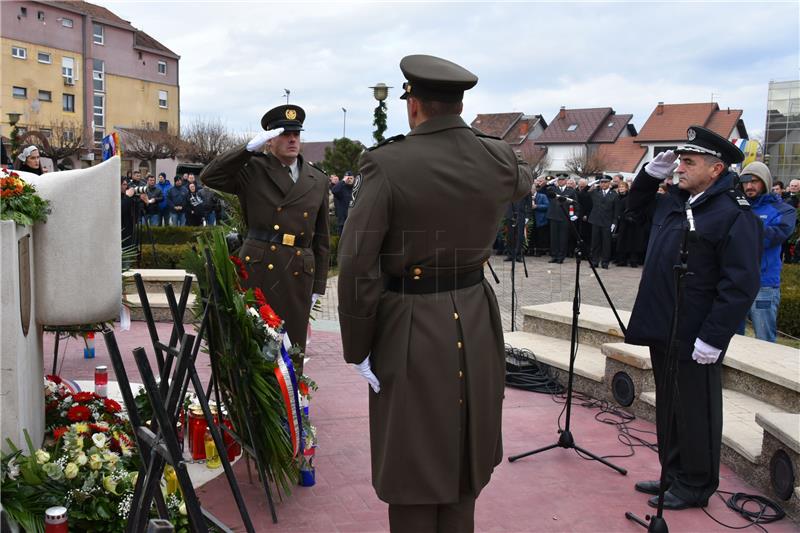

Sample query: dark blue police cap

[675,125,743,165]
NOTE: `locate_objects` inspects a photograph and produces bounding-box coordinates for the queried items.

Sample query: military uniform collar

[407,114,470,137]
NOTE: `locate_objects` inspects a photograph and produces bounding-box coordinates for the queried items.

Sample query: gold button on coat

[303,212,309,218]
[276,206,282,212]
[413,267,422,276]
[458,370,463,378]
[273,224,280,230]
[270,245,277,251]
[457,341,463,349]
[296,250,302,256]
[267,264,274,270]
[453,312,459,320]
[293,271,299,276]
[245,256,250,261]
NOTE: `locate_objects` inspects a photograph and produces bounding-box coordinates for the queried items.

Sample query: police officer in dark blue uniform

[625,126,762,510]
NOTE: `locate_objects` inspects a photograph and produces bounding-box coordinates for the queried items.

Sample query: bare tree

[181,117,240,164]
[565,146,609,178]
[119,123,181,174]
[30,120,84,169]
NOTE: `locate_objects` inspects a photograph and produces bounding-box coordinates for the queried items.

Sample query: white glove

[246,128,285,152]
[569,215,578,222]
[692,338,722,365]
[610,224,616,233]
[644,150,679,180]
[311,293,321,310]
[353,354,380,393]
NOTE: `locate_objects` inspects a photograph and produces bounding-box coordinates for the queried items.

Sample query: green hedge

[148,226,213,245]
[778,263,800,338]
[139,243,195,269]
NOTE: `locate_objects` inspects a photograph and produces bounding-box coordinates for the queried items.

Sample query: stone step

[123,293,197,322]
[122,269,197,297]
[521,302,631,347]
[639,389,788,464]
[504,330,607,401]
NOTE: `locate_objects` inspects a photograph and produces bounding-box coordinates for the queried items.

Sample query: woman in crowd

[17,145,43,175]
[186,182,206,226]
[614,180,648,267]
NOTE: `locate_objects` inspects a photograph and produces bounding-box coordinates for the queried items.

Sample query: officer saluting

[200,105,330,374]
[625,126,762,510]
[338,55,533,532]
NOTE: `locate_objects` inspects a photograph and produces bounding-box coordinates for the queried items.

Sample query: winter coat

[749,193,796,287]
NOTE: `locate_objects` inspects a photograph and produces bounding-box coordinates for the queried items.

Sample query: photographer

[139,175,163,226]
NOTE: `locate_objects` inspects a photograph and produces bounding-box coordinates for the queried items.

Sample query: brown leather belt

[246,229,310,248]
[385,269,484,294]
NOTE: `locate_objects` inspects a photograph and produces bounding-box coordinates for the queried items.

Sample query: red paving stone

[45,325,797,532]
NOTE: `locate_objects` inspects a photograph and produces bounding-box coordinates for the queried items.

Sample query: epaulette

[726,189,751,210]
[368,134,405,151]
[471,128,501,140]
[308,161,327,175]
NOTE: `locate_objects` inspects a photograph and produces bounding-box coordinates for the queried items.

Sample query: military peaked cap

[261,104,305,132]
[399,54,478,103]
[675,125,744,165]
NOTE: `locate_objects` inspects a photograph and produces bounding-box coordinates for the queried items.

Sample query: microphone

[685,201,696,233]
[557,194,576,204]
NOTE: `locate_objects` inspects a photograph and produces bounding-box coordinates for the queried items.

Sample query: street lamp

[7,112,22,159]
[7,112,21,127]
[369,83,392,144]
[283,89,290,105]
[342,107,347,138]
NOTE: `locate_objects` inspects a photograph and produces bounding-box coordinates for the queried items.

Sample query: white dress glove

[692,338,722,365]
[354,354,380,393]
[311,293,321,311]
[246,128,285,152]
[644,150,679,180]
[610,224,616,233]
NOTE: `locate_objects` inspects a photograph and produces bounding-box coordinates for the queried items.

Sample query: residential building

[301,141,334,167]
[470,112,547,164]
[533,106,636,177]
[1,0,179,171]
[764,80,800,183]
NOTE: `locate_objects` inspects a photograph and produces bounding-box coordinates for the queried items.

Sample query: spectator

[139,175,163,226]
[772,180,785,196]
[613,180,647,267]
[588,175,618,268]
[156,172,172,226]
[576,177,593,250]
[120,177,138,256]
[504,191,531,261]
[200,186,219,225]
[167,175,189,226]
[17,145,43,175]
[545,175,579,263]
[784,179,799,208]
[186,182,206,226]
[131,169,144,186]
[186,173,199,189]
[736,162,796,342]
[611,173,624,190]
[531,178,550,256]
[332,171,354,232]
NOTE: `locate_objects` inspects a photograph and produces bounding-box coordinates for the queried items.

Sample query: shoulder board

[471,128,501,140]
[307,161,327,175]
[726,189,751,210]
[368,134,405,151]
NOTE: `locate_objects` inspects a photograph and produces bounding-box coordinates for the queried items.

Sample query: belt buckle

[282,233,296,247]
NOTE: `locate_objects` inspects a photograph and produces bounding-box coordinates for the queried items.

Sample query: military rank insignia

[349,174,362,208]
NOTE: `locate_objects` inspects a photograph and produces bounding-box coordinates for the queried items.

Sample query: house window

[11,46,26,59]
[93,93,105,128]
[566,124,578,132]
[159,121,168,132]
[607,122,615,128]
[93,59,104,92]
[63,93,75,112]
[63,130,75,142]
[37,11,45,21]
[158,90,168,108]
[158,61,167,75]
[61,17,73,28]
[12,86,27,99]
[94,129,105,145]
[93,23,104,45]
[40,129,52,139]
[62,57,76,83]
[38,51,52,64]
[38,90,52,102]
[20,6,27,16]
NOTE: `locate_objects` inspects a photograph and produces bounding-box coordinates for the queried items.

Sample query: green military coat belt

[338,115,533,505]
[200,147,329,356]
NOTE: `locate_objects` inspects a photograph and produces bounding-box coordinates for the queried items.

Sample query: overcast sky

[99,0,799,145]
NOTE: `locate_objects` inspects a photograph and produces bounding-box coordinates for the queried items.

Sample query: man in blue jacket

[625,126,762,510]
[156,172,172,226]
[737,161,796,342]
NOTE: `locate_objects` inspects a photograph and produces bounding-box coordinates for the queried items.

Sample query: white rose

[64,462,79,479]
[91,433,107,449]
[34,449,51,464]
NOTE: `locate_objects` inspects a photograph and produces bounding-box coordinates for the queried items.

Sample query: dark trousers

[533,224,549,255]
[590,224,612,265]
[549,220,569,260]
[505,218,526,258]
[649,346,722,504]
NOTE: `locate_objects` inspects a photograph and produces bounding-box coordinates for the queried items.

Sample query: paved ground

[45,323,796,533]
[319,254,643,331]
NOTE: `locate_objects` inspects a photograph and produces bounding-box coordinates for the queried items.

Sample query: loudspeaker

[769,449,795,501]
[611,371,635,407]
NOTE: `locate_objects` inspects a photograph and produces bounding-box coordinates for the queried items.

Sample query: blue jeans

[147,213,161,226]
[205,211,216,226]
[170,212,186,226]
[737,286,780,342]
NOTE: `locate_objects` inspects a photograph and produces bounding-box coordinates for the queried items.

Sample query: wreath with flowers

[0,169,50,226]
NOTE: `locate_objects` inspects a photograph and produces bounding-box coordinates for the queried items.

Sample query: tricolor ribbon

[274,333,304,457]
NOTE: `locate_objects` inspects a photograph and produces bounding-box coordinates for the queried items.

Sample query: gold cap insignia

[405,83,412,94]
[286,109,297,120]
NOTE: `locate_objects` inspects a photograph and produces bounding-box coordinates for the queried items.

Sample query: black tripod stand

[508,197,627,475]
[625,205,695,533]
[508,211,529,331]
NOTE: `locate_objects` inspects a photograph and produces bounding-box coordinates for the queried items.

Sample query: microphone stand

[508,196,627,475]
[509,207,530,331]
[625,205,694,533]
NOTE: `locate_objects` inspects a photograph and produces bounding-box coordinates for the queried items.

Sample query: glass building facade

[764,80,800,183]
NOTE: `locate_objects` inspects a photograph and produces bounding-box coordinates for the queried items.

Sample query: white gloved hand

[246,128,285,152]
[644,150,679,180]
[691,338,722,365]
[354,354,380,393]
[311,293,321,310]
[569,215,578,222]
[610,224,616,233]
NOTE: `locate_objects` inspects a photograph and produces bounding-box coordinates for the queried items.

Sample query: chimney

[727,107,730,114]
[558,106,566,120]
[656,102,664,115]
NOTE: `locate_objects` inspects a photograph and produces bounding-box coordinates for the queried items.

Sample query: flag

[730,138,760,167]
[101,132,121,160]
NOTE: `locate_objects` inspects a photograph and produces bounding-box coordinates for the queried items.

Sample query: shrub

[148,225,212,245]
[139,243,195,269]
[778,263,800,338]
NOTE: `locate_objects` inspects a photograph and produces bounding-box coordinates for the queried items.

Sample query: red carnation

[103,398,122,413]
[46,374,63,384]
[89,423,109,433]
[52,426,69,440]
[253,287,267,306]
[46,400,59,412]
[298,382,309,396]
[67,405,91,422]
[229,255,249,281]
[259,304,282,328]
[73,391,97,403]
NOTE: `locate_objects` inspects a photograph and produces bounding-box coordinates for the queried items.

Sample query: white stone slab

[601,342,652,370]
[755,412,800,455]
[123,269,197,283]
[521,302,631,338]
[504,330,605,382]
[725,334,800,393]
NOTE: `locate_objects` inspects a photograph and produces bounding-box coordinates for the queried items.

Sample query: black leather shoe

[556,258,564,264]
[647,490,707,510]
[548,258,559,263]
[601,263,609,269]
[635,480,662,495]
[503,257,514,262]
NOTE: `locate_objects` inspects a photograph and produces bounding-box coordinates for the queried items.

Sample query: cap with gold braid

[261,104,305,132]
[399,54,478,103]
[675,125,743,165]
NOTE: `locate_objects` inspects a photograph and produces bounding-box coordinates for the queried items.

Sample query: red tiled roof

[706,108,744,139]
[590,114,632,143]
[502,115,544,146]
[471,113,523,138]
[516,139,548,165]
[596,137,647,174]
[536,107,613,144]
[44,1,135,29]
[301,141,333,165]
[635,102,737,142]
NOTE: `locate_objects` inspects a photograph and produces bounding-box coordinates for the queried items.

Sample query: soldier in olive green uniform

[200,105,329,374]
[338,55,533,532]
